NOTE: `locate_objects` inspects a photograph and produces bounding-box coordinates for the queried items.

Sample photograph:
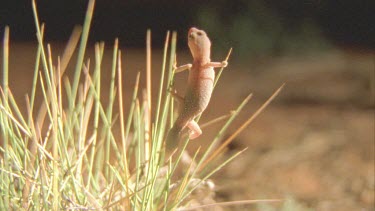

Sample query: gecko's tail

[165,125,183,152]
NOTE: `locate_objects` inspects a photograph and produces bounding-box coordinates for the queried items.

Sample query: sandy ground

[1,42,374,210]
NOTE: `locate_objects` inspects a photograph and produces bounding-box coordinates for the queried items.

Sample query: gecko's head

[188,27,211,61]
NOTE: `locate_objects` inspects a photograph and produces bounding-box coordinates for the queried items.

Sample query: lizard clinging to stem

[166,27,228,152]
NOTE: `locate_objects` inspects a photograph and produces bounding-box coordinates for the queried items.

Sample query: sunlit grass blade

[124,72,141,161]
[145,30,152,166]
[104,39,119,178]
[117,50,130,187]
[3,26,9,99]
[87,42,104,189]
[70,0,95,108]
[60,26,82,73]
[213,47,232,88]
[172,148,201,207]
[202,84,285,168]
[195,94,252,173]
[178,199,283,210]
[177,148,247,208]
[29,24,45,115]
[166,32,178,129]
[0,104,31,138]
[154,31,170,143]
[1,27,10,209]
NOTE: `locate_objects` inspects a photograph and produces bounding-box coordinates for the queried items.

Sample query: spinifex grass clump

[0,0,283,210]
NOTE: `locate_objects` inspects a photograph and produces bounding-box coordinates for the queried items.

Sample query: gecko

[166,27,228,151]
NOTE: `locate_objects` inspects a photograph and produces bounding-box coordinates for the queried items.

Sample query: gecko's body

[166,27,227,150]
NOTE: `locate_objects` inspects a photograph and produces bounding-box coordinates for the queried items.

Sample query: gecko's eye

[197,31,203,36]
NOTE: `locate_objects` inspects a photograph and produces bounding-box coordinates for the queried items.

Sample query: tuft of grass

[0,0,284,210]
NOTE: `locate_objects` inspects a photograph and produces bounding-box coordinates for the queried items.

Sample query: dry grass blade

[197,111,233,130]
[0,105,31,137]
[178,199,283,210]
[180,112,233,139]
[145,30,152,169]
[117,50,130,179]
[202,84,285,168]
[146,29,152,131]
[213,47,232,88]
[35,23,81,135]
[2,26,9,97]
[60,26,82,72]
[70,0,95,107]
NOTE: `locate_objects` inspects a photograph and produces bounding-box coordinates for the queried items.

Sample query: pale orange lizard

[166,27,228,151]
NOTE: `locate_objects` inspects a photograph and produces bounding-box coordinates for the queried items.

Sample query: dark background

[1,0,374,54]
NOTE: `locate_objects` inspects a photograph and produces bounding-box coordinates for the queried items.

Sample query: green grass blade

[155,31,170,131]
[87,42,104,189]
[104,39,119,178]
[2,26,9,100]
[70,0,95,109]
[2,30,10,210]
[29,24,44,121]
[196,94,252,172]
[177,148,247,208]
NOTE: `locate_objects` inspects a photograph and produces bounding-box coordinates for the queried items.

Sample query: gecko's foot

[221,61,228,67]
[169,88,177,94]
[188,129,202,139]
[187,120,202,139]
[173,55,177,69]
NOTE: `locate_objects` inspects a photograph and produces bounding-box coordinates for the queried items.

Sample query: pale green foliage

[0,0,284,210]
[0,1,238,210]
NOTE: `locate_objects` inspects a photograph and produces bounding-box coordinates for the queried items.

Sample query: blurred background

[1,0,374,210]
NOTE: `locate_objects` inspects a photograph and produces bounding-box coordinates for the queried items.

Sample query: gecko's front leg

[174,64,192,73]
[205,61,228,68]
[173,55,192,73]
[174,63,192,73]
